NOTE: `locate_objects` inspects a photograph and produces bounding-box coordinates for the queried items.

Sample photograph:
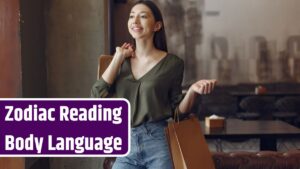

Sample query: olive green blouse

[91,54,184,127]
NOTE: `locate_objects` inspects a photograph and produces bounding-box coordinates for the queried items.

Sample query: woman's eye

[141,15,148,18]
[129,15,134,19]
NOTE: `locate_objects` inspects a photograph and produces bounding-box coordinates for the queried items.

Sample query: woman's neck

[134,39,157,58]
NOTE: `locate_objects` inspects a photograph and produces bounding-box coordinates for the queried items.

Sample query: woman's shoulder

[166,53,184,66]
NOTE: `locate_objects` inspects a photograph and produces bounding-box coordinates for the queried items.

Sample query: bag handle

[174,109,195,124]
[174,109,180,123]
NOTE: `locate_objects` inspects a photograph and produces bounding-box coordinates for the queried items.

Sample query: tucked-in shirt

[91,54,184,127]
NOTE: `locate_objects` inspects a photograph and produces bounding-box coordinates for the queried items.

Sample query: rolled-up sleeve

[169,59,184,115]
[90,77,112,98]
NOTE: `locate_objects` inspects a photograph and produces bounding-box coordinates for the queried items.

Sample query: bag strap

[174,109,195,124]
[174,108,180,123]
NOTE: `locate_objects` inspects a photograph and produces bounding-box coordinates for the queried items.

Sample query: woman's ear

[154,21,162,32]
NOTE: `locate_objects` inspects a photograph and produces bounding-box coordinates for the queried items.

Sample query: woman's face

[128,4,159,40]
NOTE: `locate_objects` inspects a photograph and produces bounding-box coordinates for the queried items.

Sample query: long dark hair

[132,0,168,52]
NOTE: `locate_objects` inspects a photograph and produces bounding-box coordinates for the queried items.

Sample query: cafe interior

[1,0,300,168]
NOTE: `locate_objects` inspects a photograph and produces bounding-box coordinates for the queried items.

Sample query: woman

[91,1,217,168]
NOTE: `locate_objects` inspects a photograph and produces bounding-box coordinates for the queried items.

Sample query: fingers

[124,43,130,49]
[193,83,204,94]
[201,81,209,94]
[128,45,134,52]
[117,42,135,58]
[212,80,217,90]
[201,80,211,94]
[208,79,217,94]
[192,83,207,94]
[121,43,127,48]
[192,79,217,95]
[121,42,134,49]
[208,79,217,93]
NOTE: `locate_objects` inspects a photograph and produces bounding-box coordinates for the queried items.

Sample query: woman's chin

[131,35,144,40]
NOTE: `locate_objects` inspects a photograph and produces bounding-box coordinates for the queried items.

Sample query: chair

[104,150,300,169]
[236,96,266,120]
[103,157,116,169]
[236,96,276,120]
[201,94,237,119]
[272,96,300,124]
[98,55,113,79]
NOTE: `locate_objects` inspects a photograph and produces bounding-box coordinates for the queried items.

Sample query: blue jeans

[112,121,173,169]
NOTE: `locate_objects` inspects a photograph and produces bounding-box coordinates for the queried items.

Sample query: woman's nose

[133,16,140,24]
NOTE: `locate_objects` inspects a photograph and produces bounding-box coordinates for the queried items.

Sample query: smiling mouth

[132,27,143,32]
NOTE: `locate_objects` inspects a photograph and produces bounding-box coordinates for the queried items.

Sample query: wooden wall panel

[0,0,24,168]
[0,158,24,169]
[0,0,22,97]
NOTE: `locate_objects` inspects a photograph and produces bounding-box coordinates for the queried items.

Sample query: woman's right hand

[115,42,134,61]
[102,42,134,84]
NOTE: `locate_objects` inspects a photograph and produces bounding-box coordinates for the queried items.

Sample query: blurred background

[1,0,300,169]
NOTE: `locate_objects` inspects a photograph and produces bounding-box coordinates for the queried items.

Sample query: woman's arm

[102,43,134,84]
[178,80,217,113]
[90,43,134,98]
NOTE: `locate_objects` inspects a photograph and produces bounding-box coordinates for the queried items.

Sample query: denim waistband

[131,120,167,135]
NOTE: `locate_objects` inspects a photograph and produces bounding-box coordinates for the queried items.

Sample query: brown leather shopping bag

[165,115,216,169]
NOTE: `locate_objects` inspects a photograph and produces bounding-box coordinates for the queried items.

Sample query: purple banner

[0,99,130,157]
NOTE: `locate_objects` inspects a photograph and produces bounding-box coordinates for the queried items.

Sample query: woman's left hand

[189,79,217,95]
